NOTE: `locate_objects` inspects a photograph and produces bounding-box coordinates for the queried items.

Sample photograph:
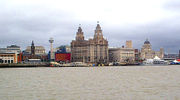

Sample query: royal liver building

[71,23,109,65]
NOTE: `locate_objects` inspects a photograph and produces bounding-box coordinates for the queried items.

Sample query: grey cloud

[0,0,180,53]
[0,3,79,51]
[164,0,180,11]
[103,16,180,53]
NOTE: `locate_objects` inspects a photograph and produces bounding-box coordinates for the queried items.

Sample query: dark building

[55,46,71,63]
[22,41,48,62]
[179,50,180,59]
[0,59,2,63]
[135,49,140,63]
[17,53,23,63]
[31,41,35,56]
[164,54,179,59]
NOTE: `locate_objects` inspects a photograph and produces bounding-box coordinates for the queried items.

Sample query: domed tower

[144,39,150,44]
[94,21,103,41]
[141,39,154,59]
[142,39,152,51]
[76,24,84,41]
[92,21,109,64]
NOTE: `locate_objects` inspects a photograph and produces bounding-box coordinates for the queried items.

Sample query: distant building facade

[134,49,140,63]
[0,53,18,63]
[126,40,132,48]
[0,45,21,64]
[55,46,71,63]
[0,48,7,53]
[22,41,47,62]
[71,23,109,64]
[109,40,135,64]
[55,45,71,53]
[25,42,46,55]
[140,39,164,60]
[7,45,21,53]
[164,54,179,59]
[0,45,21,53]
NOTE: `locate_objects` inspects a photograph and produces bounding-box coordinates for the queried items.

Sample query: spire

[31,40,35,56]
[31,40,34,46]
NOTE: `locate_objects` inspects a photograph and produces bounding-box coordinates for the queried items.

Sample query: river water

[0,65,180,100]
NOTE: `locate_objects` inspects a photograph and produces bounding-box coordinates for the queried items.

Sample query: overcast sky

[0,0,180,53]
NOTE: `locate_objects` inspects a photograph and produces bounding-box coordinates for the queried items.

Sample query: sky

[0,0,180,53]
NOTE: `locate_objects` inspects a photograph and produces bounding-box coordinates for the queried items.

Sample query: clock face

[99,40,103,43]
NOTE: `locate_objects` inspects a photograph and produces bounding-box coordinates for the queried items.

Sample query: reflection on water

[0,66,180,100]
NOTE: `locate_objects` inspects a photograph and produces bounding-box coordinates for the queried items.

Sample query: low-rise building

[109,47,135,64]
[0,45,21,64]
[22,41,48,62]
[0,53,18,63]
[53,46,71,63]
[0,45,21,53]
[0,48,7,53]
[7,45,21,53]
[109,40,135,64]
[135,49,140,63]
[164,54,179,59]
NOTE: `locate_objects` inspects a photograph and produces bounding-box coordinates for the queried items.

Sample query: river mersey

[0,65,180,100]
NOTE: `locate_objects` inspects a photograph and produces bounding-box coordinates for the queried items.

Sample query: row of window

[0,60,14,63]
[0,55,14,57]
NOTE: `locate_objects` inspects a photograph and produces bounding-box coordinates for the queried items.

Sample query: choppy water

[0,66,180,100]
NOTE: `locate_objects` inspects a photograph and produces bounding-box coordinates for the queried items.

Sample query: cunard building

[71,22,109,65]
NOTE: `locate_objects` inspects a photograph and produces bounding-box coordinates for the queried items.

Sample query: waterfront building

[31,41,35,56]
[0,48,7,53]
[55,45,71,53]
[71,22,109,65]
[109,41,135,64]
[140,39,164,60]
[0,58,2,63]
[109,48,135,64]
[109,48,119,63]
[22,41,48,62]
[126,40,132,48]
[135,49,140,63]
[25,46,45,55]
[0,45,21,64]
[0,45,21,54]
[0,53,18,63]
[25,41,46,56]
[55,46,71,63]
[7,45,21,53]
[164,54,179,59]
